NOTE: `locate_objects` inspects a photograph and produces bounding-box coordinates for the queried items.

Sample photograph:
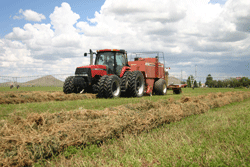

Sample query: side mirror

[84,53,87,57]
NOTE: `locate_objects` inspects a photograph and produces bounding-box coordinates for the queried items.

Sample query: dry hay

[0,91,96,104]
[0,91,250,166]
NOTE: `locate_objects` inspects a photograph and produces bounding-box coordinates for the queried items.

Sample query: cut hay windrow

[0,91,96,104]
[0,91,250,166]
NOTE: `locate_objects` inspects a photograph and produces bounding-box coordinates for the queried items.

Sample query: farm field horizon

[0,87,250,166]
[1,87,250,119]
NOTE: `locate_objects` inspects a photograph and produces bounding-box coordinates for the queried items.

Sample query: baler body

[128,57,165,95]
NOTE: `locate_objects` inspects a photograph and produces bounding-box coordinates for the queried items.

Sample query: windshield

[95,52,115,66]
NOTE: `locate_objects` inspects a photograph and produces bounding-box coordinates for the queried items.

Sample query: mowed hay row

[0,91,96,104]
[0,91,250,166]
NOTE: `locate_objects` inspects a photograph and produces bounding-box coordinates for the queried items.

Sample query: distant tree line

[205,74,250,88]
[183,75,201,88]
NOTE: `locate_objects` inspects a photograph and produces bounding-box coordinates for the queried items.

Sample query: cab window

[96,52,115,74]
[116,53,126,75]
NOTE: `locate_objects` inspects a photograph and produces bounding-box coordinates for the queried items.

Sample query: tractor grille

[75,68,90,75]
[75,68,92,84]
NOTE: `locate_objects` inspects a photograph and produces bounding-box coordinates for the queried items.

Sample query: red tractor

[63,49,167,98]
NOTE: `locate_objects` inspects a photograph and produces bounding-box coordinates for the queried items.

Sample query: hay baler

[63,49,168,98]
[128,55,166,96]
[167,84,182,94]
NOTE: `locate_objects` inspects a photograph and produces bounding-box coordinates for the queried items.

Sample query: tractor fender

[120,66,131,78]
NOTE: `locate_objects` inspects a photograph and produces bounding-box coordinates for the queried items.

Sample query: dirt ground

[0,91,96,104]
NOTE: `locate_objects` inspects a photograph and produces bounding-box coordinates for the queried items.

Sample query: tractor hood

[77,65,107,70]
[75,64,107,78]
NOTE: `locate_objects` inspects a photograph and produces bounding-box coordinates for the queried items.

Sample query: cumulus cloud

[177,62,192,66]
[2,0,250,78]
[224,0,250,33]
[13,9,46,22]
[50,2,80,35]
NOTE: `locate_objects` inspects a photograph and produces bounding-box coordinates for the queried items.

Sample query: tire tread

[63,76,76,94]
[154,79,167,95]
[104,75,121,98]
[97,75,109,98]
[127,71,144,97]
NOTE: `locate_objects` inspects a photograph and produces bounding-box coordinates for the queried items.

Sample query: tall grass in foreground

[1,91,250,166]
[40,97,250,167]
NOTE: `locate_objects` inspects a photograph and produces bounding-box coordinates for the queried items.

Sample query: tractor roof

[97,49,126,53]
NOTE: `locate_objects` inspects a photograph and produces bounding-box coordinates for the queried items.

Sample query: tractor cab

[95,49,128,76]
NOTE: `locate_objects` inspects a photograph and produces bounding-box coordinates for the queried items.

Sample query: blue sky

[0,0,105,38]
[0,0,227,37]
[0,0,249,81]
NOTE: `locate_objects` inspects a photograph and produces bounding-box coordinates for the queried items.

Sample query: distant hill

[0,82,14,87]
[0,75,64,87]
[22,75,64,87]
[168,76,181,85]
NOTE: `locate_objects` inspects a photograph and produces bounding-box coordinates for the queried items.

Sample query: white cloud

[23,9,46,22]
[2,0,250,78]
[224,0,250,33]
[0,39,34,69]
[13,9,46,22]
[177,62,192,66]
[50,2,80,35]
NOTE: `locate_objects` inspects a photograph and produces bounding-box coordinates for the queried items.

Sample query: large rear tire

[154,79,167,95]
[97,75,109,98]
[127,71,145,97]
[121,71,132,96]
[104,75,121,98]
[63,76,77,94]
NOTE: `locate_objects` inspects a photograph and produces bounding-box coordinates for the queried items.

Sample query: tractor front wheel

[127,71,145,97]
[154,79,167,95]
[97,75,109,98]
[105,75,121,98]
[63,76,77,94]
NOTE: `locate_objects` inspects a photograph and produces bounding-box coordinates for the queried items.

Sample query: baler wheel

[173,89,182,94]
[63,76,77,94]
[97,75,109,98]
[121,71,132,96]
[154,79,167,95]
[127,71,145,97]
[104,75,121,98]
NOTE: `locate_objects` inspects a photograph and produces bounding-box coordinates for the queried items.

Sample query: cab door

[115,52,127,76]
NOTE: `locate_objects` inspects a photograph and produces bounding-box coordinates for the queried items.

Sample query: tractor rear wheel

[63,76,77,94]
[154,79,167,95]
[127,71,145,97]
[97,75,109,98]
[104,75,121,98]
[121,71,132,96]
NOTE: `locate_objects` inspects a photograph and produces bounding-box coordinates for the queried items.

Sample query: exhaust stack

[90,49,93,65]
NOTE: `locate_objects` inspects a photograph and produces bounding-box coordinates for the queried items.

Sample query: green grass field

[35,96,250,167]
[1,87,250,166]
[0,86,63,92]
[1,87,249,120]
